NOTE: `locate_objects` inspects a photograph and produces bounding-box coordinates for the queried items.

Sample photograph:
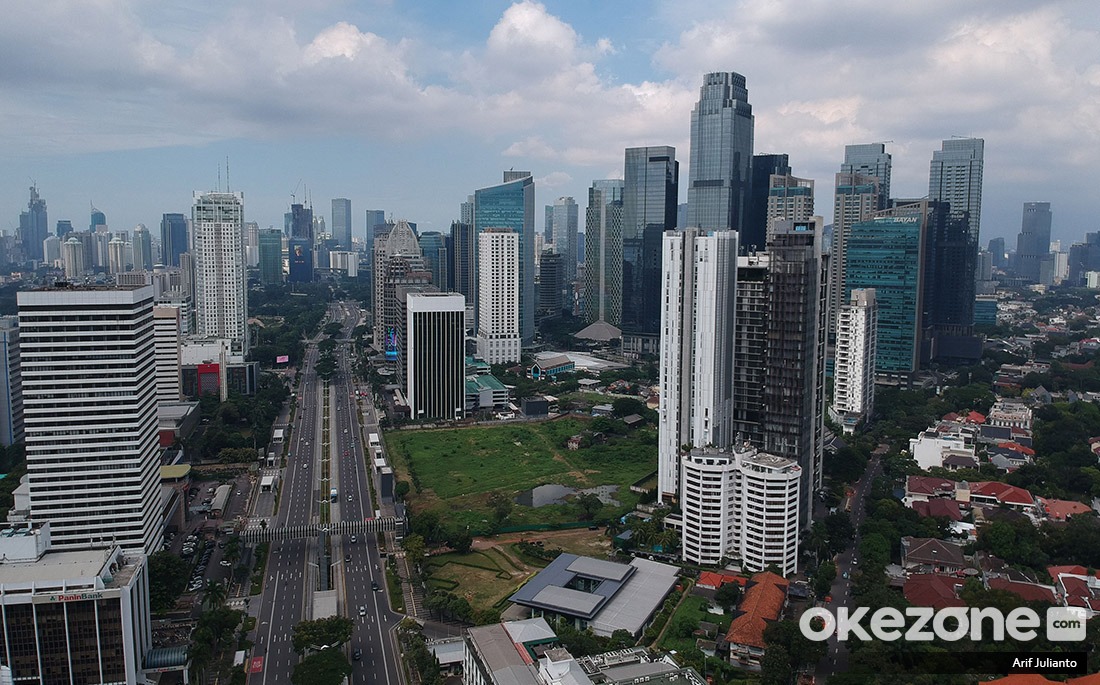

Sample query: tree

[448,527,473,554]
[402,533,427,569]
[611,397,647,418]
[576,493,603,521]
[394,481,411,500]
[488,492,513,523]
[714,581,742,612]
[203,580,227,612]
[292,616,355,654]
[291,648,353,685]
[813,561,837,599]
[148,551,190,614]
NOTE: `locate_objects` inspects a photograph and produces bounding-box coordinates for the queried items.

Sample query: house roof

[912,498,964,521]
[903,574,965,610]
[902,537,966,569]
[906,475,957,497]
[1038,497,1093,520]
[942,453,979,468]
[987,578,1056,604]
[724,572,788,650]
[1047,565,1100,582]
[969,481,1034,506]
[994,441,1035,456]
[1058,575,1100,613]
[697,572,746,590]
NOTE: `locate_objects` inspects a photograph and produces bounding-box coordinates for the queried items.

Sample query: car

[358,606,366,617]
[842,571,850,579]
[349,535,356,544]
[220,560,232,567]
[352,648,362,661]
[371,581,380,592]
[345,554,352,562]
[347,495,353,501]
[303,463,307,469]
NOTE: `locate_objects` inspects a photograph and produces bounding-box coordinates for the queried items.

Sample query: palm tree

[203,580,227,612]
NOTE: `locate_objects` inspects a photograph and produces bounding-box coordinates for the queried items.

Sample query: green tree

[291,648,353,685]
[611,397,647,418]
[714,581,742,612]
[203,580,227,612]
[292,616,355,653]
[148,551,190,614]
[402,533,427,569]
[576,493,603,521]
[813,561,836,599]
[488,492,513,523]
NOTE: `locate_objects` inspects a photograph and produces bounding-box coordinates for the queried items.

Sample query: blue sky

[1,0,1097,245]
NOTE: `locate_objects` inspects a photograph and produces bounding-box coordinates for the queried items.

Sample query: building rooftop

[0,546,131,588]
[724,572,788,649]
[466,622,541,685]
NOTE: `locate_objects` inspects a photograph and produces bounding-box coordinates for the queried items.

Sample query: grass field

[657,593,731,653]
[385,417,656,530]
[426,549,531,613]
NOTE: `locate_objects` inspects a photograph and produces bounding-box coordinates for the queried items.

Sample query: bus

[330,488,338,503]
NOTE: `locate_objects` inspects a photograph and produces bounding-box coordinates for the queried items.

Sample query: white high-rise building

[192,191,248,356]
[406,293,466,421]
[657,228,738,502]
[153,305,182,403]
[831,288,877,434]
[678,444,801,575]
[17,285,162,555]
[61,236,85,280]
[0,317,22,446]
[476,229,520,364]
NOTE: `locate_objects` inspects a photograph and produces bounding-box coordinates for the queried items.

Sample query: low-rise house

[904,475,960,506]
[901,537,967,574]
[903,574,965,609]
[1038,497,1093,522]
[724,572,788,671]
[912,498,964,522]
[987,578,1056,604]
[967,481,1035,512]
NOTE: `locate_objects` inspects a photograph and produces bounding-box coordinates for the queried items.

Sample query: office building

[288,237,313,283]
[419,231,449,293]
[731,253,768,446]
[329,250,359,278]
[765,173,814,240]
[622,146,679,334]
[332,198,352,248]
[364,209,386,244]
[475,173,535,345]
[845,206,926,377]
[840,143,891,209]
[686,72,754,232]
[406,293,466,421]
[159,213,188,267]
[18,185,48,263]
[0,531,152,685]
[538,250,563,320]
[192,191,248,356]
[1016,202,1053,284]
[988,236,1007,269]
[744,153,791,254]
[258,228,284,285]
[132,224,154,271]
[55,219,73,239]
[828,172,881,342]
[287,203,313,241]
[658,229,738,502]
[764,219,826,526]
[544,205,554,244]
[450,221,476,304]
[476,229,520,365]
[0,317,22,446]
[108,235,127,275]
[43,235,61,265]
[920,200,978,361]
[90,207,106,231]
[831,289,877,433]
[373,219,424,351]
[17,285,162,554]
[929,138,984,240]
[153,305,182,403]
[583,180,624,328]
[550,197,579,308]
[678,445,801,575]
[61,236,85,279]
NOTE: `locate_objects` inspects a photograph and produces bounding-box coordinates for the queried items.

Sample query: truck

[368,433,381,450]
[330,488,338,502]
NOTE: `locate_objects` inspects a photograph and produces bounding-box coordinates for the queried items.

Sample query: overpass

[238,517,403,544]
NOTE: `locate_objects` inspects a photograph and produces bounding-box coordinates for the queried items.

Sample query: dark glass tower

[18,186,48,262]
[686,72,754,232]
[160,213,188,267]
[1015,202,1052,283]
[332,198,352,248]
[474,172,535,345]
[623,146,678,333]
[258,228,283,284]
[744,153,790,253]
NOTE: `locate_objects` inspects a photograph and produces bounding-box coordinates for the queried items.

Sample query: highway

[248,301,402,685]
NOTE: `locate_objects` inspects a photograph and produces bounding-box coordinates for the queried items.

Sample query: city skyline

[0,1,1095,244]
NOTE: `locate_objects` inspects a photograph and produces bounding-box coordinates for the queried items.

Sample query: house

[566,435,584,451]
[900,537,967,574]
[1037,497,1093,522]
[622,414,645,429]
[528,353,575,380]
[725,572,788,671]
[967,481,1035,511]
[904,475,958,506]
[986,578,1056,604]
[942,453,980,471]
[909,431,977,471]
[1048,566,1100,619]
[591,404,613,417]
[903,574,965,609]
[912,498,963,522]
[697,572,746,591]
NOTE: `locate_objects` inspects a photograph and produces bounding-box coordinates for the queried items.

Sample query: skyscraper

[0,317,23,447]
[544,205,554,244]
[406,293,466,421]
[840,143,891,209]
[583,180,624,328]
[288,203,313,241]
[258,228,283,285]
[623,146,679,333]
[765,173,815,239]
[744,153,791,254]
[474,172,535,345]
[90,206,106,232]
[658,228,738,502]
[476,229,520,365]
[153,305,182,403]
[55,220,73,239]
[132,224,154,271]
[61,237,85,279]
[828,172,881,342]
[921,200,977,342]
[1015,202,1053,283]
[538,250,563,320]
[732,252,768,446]
[18,185,48,263]
[373,220,424,353]
[929,138,984,240]
[988,237,1007,269]
[764,219,827,527]
[332,198,352,248]
[831,289,877,434]
[686,72,754,232]
[450,221,476,304]
[419,231,449,295]
[17,284,162,554]
[550,197,578,309]
[160,213,188,267]
[287,238,313,283]
[192,191,248,356]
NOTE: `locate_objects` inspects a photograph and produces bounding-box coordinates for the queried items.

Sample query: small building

[209,484,232,518]
[724,572,788,671]
[622,414,645,428]
[903,574,965,610]
[591,404,613,417]
[521,396,550,417]
[529,353,575,380]
[465,374,511,412]
[566,435,584,451]
[901,537,967,574]
[157,401,201,448]
[1038,497,1093,522]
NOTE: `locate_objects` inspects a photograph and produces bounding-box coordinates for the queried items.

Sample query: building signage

[32,588,121,604]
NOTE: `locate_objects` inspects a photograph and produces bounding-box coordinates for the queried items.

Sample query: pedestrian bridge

[238,517,403,544]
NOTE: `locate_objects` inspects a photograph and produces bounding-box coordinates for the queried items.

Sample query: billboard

[384,326,399,360]
[276,355,289,364]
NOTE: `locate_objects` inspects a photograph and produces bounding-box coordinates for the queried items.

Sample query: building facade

[686,72,754,232]
[153,305,183,404]
[0,316,22,447]
[929,137,984,240]
[840,143,891,209]
[550,197,579,308]
[583,180,624,327]
[332,198,352,249]
[18,185,48,263]
[831,288,877,433]
[1016,202,1053,284]
[622,146,679,334]
[658,229,738,502]
[406,293,466,421]
[132,224,154,271]
[258,228,283,285]
[474,173,535,345]
[744,153,790,254]
[159,213,188,268]
[17,285,163,555]
[765,174,814,240]
[476,229,521,365]
[828,172,881,342]
[192,191,248,356]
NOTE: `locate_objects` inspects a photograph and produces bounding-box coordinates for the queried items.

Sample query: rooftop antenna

[226,156,231,192]
[217,163,222,193]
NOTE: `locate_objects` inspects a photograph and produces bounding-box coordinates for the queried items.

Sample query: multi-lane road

[249,301,402,685]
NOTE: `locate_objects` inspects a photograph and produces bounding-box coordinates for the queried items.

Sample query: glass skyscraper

[419,231,449,293]
[550,196,579,307]
[474,172,535,345]
[583,180,624,327]
[686,72,754,232]
[841,143,891,209]
[929,138,984,240]
[258,228,283,284]
[18,186,48,263]
[332,198,352,248]
[1015,202,1052,284]
[623,146,678,333]
[744,153,790,253]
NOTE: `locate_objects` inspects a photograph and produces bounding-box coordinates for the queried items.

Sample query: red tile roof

[697,571,747,590]
[906,475,957,497]
[903,574,965,610]
[724,572,788,650]
[995,441,1035,456]
[912,498,964,521]
[1038,497,1093,521]
[1047,564,1099,581]
[986,578,1056,604]
[970,481,1034,507]
[967,411,987,424]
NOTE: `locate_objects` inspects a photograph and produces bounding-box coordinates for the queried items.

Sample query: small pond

[514,483,620,507]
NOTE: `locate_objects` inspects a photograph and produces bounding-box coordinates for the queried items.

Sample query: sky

[1,0,1098,246]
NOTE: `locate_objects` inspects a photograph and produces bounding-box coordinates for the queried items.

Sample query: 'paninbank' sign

[32,589,121,604]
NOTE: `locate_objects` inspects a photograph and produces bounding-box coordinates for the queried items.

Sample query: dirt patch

[474,527,612,562]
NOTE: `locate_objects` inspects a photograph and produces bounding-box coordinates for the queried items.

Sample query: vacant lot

[385,417,656,530]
